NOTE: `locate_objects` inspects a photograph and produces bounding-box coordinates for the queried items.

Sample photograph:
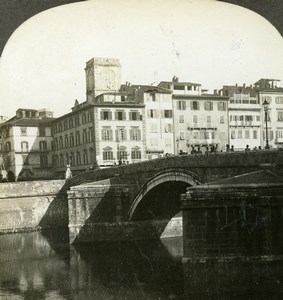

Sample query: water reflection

[0,231,184,299]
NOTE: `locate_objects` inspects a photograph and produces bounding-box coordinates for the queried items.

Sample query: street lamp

[262,98,270,149]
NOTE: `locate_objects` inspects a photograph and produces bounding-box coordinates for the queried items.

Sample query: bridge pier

[67,180,129,243]
[181,170,283,299]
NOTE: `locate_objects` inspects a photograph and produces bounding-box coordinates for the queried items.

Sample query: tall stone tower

[85,57,121,102]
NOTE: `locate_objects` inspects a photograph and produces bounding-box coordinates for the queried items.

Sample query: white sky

[0,0,283,118]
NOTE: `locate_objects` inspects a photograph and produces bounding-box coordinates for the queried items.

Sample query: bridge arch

[129,169,200,221]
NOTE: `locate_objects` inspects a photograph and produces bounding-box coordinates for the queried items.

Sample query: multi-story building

[122,84,174,159]
[173,93,229,153]
[255,79,283,148]
[220,84,261,150]
[0,108,54,181]
[159,77,229,153]
[52,57,145,175]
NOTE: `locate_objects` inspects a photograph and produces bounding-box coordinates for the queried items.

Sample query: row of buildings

[1,57,283,181]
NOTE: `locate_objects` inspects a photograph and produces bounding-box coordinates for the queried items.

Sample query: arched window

[65,153,69,165]
[76,151,81,165]
[89,147,95,164]
[70,152,75,166]
[60,154,64,167]
[83,149,88,165]
[65,135,69,148]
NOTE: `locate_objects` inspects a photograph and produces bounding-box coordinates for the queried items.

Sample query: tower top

[85,57,121,68]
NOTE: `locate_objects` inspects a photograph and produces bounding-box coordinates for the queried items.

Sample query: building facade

[173,94,229,153]
[220,84,261,150]
[255,79,283,149]
[0,108,54,181]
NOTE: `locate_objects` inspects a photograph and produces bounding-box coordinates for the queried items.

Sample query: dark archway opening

[131,181,189,221]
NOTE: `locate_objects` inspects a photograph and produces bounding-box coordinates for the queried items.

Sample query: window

[129,111,140,120]
[59,136,63,149]
[165,138,172,146]
[21,142,29,152]
[65,135,69,148]
[277,111,283,121]
[116,128,126,141]
[148,109,158,118]
[245,130,250,139]
[75,116,80,126]
[275,97,283,104]
[59,154,64,167]
[131,149,141,160]
[180,131,185,140]
[165,124,173,133]
[21,127,27,136]
[83,129,87,143]
[83,150,88,165]
[103,149,113,161]
[88,127,94,142]
[76,151,81,165]
[204,102,213,111]
[101,111,112,120]
[101,127,113,141]
[58,123,63,132]
[87,112,93,122]
[193,131,199,139]
[5,141,11,152]
[177,101,186,110]
[191,101,199,110]
[150,123,158,133]
[69,118,74,128]
[238,130,242,139]
[151,93,156,101]
[75,131,81,145]
[231,131,236,139]
[207,115,212,126]
[130,128,141,140]
[39,127,45,137]
[40,155,48,167]
[70,134,74,147]
[63,121,68,130]
[220,116,225,124]
[193,115,198,125]
[218,102,227,111]
[277,130,283,139]
[164,110,172,118]
[264,112,271,122]
[179,115,184,123]
[117,150,127,161]
[70,152,75,166]
[150,138,158,146]
[253,130,258,139]
[82,113,87,124]
[116,111,126,120]
[39,141,47,151]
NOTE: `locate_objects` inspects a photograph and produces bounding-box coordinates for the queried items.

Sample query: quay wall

[0,180,66,233]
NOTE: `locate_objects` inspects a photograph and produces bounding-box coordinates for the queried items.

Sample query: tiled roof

[1,116,54,127]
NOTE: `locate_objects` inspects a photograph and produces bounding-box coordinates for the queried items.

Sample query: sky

[0,0,283,118]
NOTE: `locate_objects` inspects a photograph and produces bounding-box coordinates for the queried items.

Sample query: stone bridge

[66,150,283,243]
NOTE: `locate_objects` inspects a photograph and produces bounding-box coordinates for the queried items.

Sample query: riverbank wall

[0,180,66,233]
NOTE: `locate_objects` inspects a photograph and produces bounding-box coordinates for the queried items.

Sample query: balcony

[188,123,218,130]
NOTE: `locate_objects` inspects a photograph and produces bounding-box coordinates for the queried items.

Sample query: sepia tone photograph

[0,0,283,299]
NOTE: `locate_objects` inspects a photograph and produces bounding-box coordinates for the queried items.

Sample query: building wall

[53,106,97,175]
[173,96,229,153]
[144,91,174,158]
[95,105,145,166]
[259,91,283,149]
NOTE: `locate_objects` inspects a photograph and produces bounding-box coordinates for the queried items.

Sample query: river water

[0,230,184,300]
